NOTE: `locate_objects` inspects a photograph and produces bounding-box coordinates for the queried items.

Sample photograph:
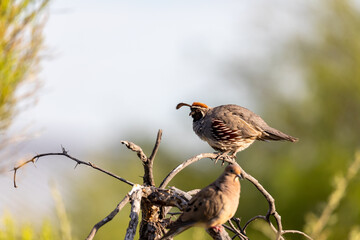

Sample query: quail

[177,102,298,158]
[161,163,243,239]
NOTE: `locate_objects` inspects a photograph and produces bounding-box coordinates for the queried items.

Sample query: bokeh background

[1,0,360,239]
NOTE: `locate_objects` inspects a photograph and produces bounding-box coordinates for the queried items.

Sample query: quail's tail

[260,127,298,142]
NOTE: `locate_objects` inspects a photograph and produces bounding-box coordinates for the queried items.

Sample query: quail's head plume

[176,102,298,158]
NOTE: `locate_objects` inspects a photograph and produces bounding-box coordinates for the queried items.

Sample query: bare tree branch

[206,227,232,240]
[12,147,134,188]
[125,184,143,240]
[121,141,147,162]
[121,129,162,186]
[225,220,248,240]
[143,187,189,210]
[149,130,162,162]
[159,153,221,189]
[282,230,313,240]
[86,194,130,240]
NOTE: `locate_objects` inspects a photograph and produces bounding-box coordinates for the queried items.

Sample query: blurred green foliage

[0,213,59,240]
[0,0,48,132]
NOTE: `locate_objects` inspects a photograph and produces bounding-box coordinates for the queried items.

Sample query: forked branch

[121,129,162,186]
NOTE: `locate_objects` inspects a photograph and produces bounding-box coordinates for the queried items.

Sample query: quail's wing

[161,188,223,240]
[212,105,261,139]
[179,184,223,225]
[224,105,298,142]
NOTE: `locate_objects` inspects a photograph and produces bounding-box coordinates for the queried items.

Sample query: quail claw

[211,225,223,232]
[214,152,235,165]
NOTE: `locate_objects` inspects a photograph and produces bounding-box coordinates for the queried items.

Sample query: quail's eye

[230,169,234,173]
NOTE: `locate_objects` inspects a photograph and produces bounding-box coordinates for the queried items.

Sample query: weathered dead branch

[13,130,311,240]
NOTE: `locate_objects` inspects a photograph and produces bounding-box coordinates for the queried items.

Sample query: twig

[224,220,248,240]
[149,130,162,162]
[242,215,267,230]
[86,194,130,240]
[12,147,134,188]
[206,227,232,240]
[282,230,313,240]
[240,168,284,240]
[121,129,162,186]
[159,152,223,189]
[121,141,147,161]
[125,184,143,240]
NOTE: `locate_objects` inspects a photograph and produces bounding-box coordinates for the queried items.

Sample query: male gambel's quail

[176,102,298,158]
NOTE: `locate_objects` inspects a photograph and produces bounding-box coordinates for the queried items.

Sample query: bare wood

[282,230,313,240]
[12,147,134,188]
[121,129,162,186]
[143,187,189,210]
[206,227,232,240]
[225,220,248,240]
[125,185,143,240]
[149,130,162,162]
[86,194,130,240]
[121,141,147,161]
[159,152,222,189]
[145,129,162,186]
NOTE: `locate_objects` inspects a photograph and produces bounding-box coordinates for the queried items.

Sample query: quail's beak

[237,173,244,180]
[176,102,192,110]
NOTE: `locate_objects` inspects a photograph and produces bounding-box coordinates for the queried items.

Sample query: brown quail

[177,102,298,158]
[161,163,242,240]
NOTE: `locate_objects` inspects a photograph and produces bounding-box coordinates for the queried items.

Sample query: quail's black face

[190,107,205,122]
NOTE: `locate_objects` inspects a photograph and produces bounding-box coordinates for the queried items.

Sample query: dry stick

[282,230,313,240]
[159,153,220,189]
[125,185,143,240]
[121,129,162,186]
[225,220,248,240]
[149,130,162,162]
[12,147,134,188]
[240,168,283,240]
[146,129,162,186]
[86,194,130,240]
[206,227,232,240]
